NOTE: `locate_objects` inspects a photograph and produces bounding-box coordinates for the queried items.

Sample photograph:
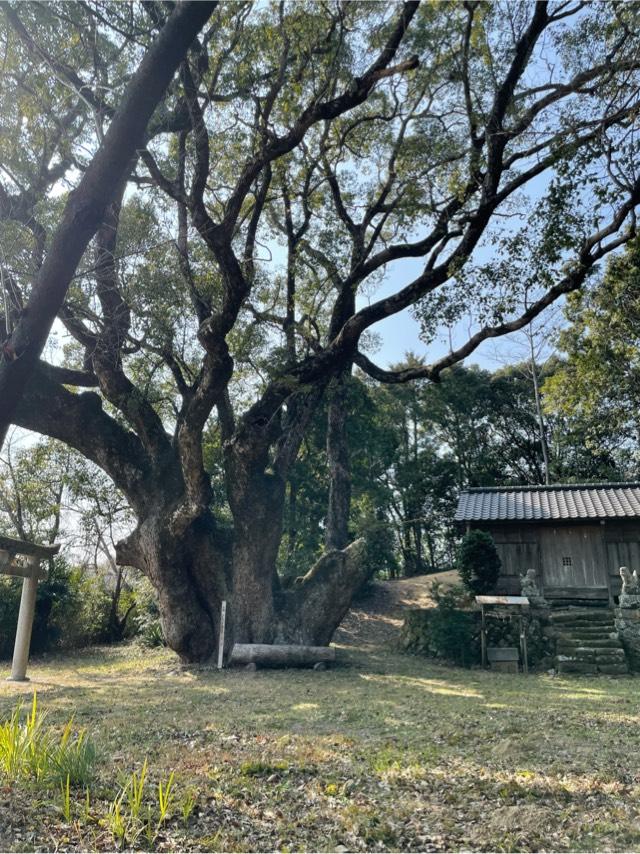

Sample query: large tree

[2,1,640,661]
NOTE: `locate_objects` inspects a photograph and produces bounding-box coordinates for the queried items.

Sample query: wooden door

[540,526,606,589]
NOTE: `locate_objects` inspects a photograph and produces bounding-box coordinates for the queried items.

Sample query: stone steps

[556,635,620,649]
[556,625,617,635]
[557,648,626,662]
[550,607,629,675]
[551,611,615,625]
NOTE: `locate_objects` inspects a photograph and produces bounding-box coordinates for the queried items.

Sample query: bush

[457,529,501,595]
[60,567,114,649]
[0,557,82,658]
[133,578,165,648]
[402,583,479,667]
[0,557,128,658]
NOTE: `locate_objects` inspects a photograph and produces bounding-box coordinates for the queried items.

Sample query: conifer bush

[457,530,501,595]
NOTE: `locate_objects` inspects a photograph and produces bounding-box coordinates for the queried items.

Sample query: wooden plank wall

[477,521,640,598]
[485,525,540,595]
[539,526,606,588]
[604,522,640,596]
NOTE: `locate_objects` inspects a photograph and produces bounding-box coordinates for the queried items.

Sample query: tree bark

[325,372,352,551]
[225,439,287,643]
[276,539,367,645]
[117,509,231,662]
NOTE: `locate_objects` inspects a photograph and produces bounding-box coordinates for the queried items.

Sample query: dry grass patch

[0,624,639,850]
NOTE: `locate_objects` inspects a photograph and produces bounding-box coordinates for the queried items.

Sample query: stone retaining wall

[403,602,640,673]
[402,605,554,669]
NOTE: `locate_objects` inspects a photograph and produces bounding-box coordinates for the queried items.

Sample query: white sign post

[217,600,227,670]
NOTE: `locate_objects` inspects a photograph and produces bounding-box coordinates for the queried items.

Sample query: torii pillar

[0,535,60,682]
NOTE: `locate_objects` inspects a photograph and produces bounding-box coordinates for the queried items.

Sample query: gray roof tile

[455,483,640,522]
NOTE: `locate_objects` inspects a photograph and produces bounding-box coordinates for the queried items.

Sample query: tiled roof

[455,483,640,522]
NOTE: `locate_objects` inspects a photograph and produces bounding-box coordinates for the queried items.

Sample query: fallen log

[229,643,336,668]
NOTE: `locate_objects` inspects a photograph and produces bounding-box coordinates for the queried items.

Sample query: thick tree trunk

[275,539,367,645]
[117,518,366,660]
[231,484,284,644]
[225,440,288,643]
[325,372,352,550]
[117,510,230,662]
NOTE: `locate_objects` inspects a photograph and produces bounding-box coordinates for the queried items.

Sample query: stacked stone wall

[614,608,640,671]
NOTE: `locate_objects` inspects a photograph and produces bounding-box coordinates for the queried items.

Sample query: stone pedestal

[614,607,640,672]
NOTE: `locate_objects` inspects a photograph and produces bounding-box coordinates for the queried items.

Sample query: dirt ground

[335,570,459,650]
[3,569,640,852]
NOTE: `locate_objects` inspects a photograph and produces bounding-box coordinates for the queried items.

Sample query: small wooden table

[0,535,60,682]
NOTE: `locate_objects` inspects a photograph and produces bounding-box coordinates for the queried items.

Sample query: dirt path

[334,570,459,652]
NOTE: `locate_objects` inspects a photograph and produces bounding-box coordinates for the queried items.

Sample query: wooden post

[481,604,487,668]
[217,600,227,670]
[520,615,529,675]
[7,556,40,682]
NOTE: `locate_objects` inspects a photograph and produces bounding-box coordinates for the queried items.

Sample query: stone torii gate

[0,534,60,682]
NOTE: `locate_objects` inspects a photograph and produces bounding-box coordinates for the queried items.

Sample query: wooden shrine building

[455,483,640,605]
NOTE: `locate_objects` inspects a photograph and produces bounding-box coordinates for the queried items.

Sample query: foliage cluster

[0,557,154,658]
[457,530,501,595]
[0,694,195,851]
[544,238,640,474]
[132,578,166,648]
[402,584,479,667]
[279,352,632,583]
[103,759,184,849]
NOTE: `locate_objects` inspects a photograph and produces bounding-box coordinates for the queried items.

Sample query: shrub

[402,583,479,667]
[63,568,114,647]
[0,558,125,658]
[0,557,80,658]
[457,529,501,595]
[133,578,165,648]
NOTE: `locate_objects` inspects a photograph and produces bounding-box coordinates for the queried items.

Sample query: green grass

[0,640,639,851]
[0,692,96,788]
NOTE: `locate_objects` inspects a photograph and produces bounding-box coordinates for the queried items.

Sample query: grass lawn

[1,583,640,852]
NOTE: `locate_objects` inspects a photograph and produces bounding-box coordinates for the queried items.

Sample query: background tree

[544,238,640,478]
[0,431,70,547]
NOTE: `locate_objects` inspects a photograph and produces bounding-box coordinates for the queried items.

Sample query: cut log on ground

[230,644,336,668]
